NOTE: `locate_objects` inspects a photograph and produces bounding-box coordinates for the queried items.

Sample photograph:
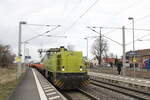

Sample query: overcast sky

[1,0,150,61]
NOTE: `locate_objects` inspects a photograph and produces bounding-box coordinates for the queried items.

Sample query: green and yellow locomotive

[42,46,89,89]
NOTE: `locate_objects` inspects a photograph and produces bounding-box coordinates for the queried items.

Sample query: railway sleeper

[90,76,150,94]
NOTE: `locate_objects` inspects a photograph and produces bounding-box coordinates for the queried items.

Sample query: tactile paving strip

[34,69,67,100]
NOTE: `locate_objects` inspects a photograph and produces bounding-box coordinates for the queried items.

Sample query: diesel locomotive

[40,46,89,89]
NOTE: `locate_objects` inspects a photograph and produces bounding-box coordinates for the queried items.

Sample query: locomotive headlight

[62,66,65,71]
[80,66,83,71]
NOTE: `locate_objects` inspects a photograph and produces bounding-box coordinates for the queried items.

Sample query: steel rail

[91,79,150,100]
[78,89,98,100]
[61,89,97,100]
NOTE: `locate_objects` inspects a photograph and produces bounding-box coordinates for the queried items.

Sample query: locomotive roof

[47,48,67,52]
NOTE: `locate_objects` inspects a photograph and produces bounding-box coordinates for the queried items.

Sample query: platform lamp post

[21,41,29,72]
[84,37,88,60]
[128,17,136,78]
[84,36,98,60]
[17,21,27,79]
[23,41,29,63]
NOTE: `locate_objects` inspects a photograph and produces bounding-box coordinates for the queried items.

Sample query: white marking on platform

[110,75,113,77]
[47,92,57,96]
[45,89,54,92]
[145,81,150,83]
[44,87,52,90]
[32,69,47,100]
[41,81,48,83]
[43,84,50,87]
[125,78,129,80]
[49,96,60,100]
[40,79,46,81]
[42,83,49,86]
[138,80,142,82]
[119,77,123,78]
[131,78,135,81]
[101,74,105,76]
[41,81,49,83]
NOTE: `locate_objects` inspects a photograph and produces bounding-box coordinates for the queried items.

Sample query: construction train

[30,46,89,89]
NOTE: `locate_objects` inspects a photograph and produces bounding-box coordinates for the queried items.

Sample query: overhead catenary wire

[25,25,47,36]
[136,14,150,22]
[115,0,142,16]
[95,0,143,36]
[126,32,150,45]
[79,0,100,19]
[87,27,122,46]
[88,26,150,31]
[24,25,60,42]
[63,0,69,16]
[125,28,141,41]
[64,0,100,34]
[102,35,122,46]
[64,0,142,35]
[22,24,60,42]
[24,24,57,27]
[63,0,143,38]
[88,26,150,46]
[64,0,82,18]
[102,2,150,36]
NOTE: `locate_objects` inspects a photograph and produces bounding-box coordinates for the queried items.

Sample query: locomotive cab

[43,46,89,89]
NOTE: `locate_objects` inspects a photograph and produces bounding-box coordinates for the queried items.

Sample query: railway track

[39,68,148,100]
[61,89,97,100]
[80,84,134,100]
[90,79,150,100]
[38,69,96,100]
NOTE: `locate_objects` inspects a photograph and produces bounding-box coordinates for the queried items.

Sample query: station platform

[8,68,66,100]
[88,72,150,93]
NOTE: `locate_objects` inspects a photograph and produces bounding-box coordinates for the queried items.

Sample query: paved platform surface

[88,71,150,87]
[8,68,67,100]
[8,68,40,100]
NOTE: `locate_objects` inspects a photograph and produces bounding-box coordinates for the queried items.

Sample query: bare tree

[92,38,108,66]
[0,44,15,67]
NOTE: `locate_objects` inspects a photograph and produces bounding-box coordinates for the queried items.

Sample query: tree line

[0,44,15,67]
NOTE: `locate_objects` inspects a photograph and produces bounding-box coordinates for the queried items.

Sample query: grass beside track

[0,65,17,100]
[0,80,17,100]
